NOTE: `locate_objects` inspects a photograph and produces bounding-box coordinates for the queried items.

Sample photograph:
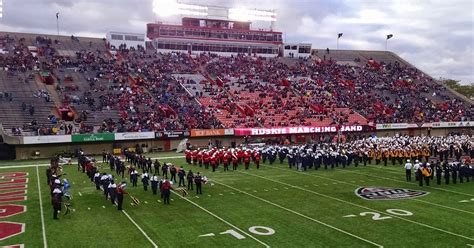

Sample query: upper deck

[147,17,283,45]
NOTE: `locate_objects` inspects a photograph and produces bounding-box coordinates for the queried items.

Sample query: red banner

[234,125,364,136]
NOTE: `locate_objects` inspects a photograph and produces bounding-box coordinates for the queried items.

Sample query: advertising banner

[23,135,71,144]
[430,121,473,128]
[72,133,115,142]
[190,129,228,137]
[155,130,191,139]
[376,123,409,130]
[377,122,473,129]
[115,132,155,141]
[234,125,364,136]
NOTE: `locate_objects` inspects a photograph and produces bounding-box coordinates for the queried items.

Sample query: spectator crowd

[0,33,471,135]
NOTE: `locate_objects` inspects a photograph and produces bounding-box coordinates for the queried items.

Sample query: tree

[441,79,474,100]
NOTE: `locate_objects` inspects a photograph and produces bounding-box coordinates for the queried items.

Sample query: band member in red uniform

[203,153,210,169]
[185,150,192,164]
[232,152,239,170]
[116,182,128,211]
[192,150,198,165]
[210,155,217,172]
[198,151,203,167]
[223,153,230,171]
[238,149,244,164]
[254,151,261,169]
[244,151,251,170]
[161,180,172,205]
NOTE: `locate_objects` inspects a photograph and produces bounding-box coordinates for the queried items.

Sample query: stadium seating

[0,32,471,135]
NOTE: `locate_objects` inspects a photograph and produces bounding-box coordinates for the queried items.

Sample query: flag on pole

[386,34,393,40]
[56,12,59,19]
[338,33,343,39]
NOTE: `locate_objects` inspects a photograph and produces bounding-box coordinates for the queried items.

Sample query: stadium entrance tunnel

[0,144,16,160]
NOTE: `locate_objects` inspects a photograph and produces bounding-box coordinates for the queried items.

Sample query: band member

[187,170,194,190]
[178,167,186,187]
[210,155,217,172]
[244,152,251,170]
[52,187,63,220]
[185,150,192,164]
[223,153,230,171]
[116,181,127,211]
[141,172,149,191]
[195,172,203,195]
[94,171,101,190]
[108,180,117,204]
[151,174,159,195]
[130,169,138,187]
[232,153,239,170]
[404,159,412,181]
[161,180,172,205]
[254,151,261,169]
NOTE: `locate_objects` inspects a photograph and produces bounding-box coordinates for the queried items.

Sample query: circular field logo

[355,187,429,200]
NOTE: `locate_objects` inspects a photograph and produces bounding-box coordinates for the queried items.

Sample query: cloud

[0,0,472,84]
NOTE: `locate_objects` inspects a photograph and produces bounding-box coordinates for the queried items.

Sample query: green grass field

[0,153,473,248]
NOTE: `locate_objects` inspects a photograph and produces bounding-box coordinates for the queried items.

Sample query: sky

[0,0,472,85]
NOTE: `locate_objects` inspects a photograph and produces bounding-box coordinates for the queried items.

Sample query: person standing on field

[151,174,159,195]
[195,172,203,195]
[116,182,127,211]
[52,187,63,220]
[404,159,412,181]
[178,167,186,187]
[161,180,172,205]
[187,170,194,190]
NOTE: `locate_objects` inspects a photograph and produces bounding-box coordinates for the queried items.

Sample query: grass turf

[0,154,473,247]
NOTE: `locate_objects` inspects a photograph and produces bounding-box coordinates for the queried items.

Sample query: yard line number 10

[221,226,275,239]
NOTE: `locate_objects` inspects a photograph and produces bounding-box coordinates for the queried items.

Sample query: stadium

[0,0,472,247]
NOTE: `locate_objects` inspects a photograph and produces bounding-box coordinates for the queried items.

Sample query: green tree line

[442,79,474,100]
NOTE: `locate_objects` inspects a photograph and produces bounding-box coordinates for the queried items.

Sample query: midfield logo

[355,187,429,200]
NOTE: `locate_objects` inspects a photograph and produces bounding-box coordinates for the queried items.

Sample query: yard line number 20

[360,209,413,220]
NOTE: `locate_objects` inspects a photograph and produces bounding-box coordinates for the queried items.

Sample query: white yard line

[0,164,50,169]
[263,165,474,215]
[340,170,474,197]
[171,191,270,248]
[36,166,48,248]
[151,156,185,160]
[0,156,185,169]
[212,179,384,248]
[122,210,158,248]
[238,171,474,242]
[412,199,474,215]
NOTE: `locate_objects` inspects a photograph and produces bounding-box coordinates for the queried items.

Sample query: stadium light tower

[386,34,393,51]
[153,0,208,17]
[228,8,277,22]
[228,7,277,30]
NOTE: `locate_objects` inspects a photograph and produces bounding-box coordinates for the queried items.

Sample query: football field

[0,153,473,248]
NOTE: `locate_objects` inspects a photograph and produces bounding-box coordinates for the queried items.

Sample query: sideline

[36,166,48,248]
